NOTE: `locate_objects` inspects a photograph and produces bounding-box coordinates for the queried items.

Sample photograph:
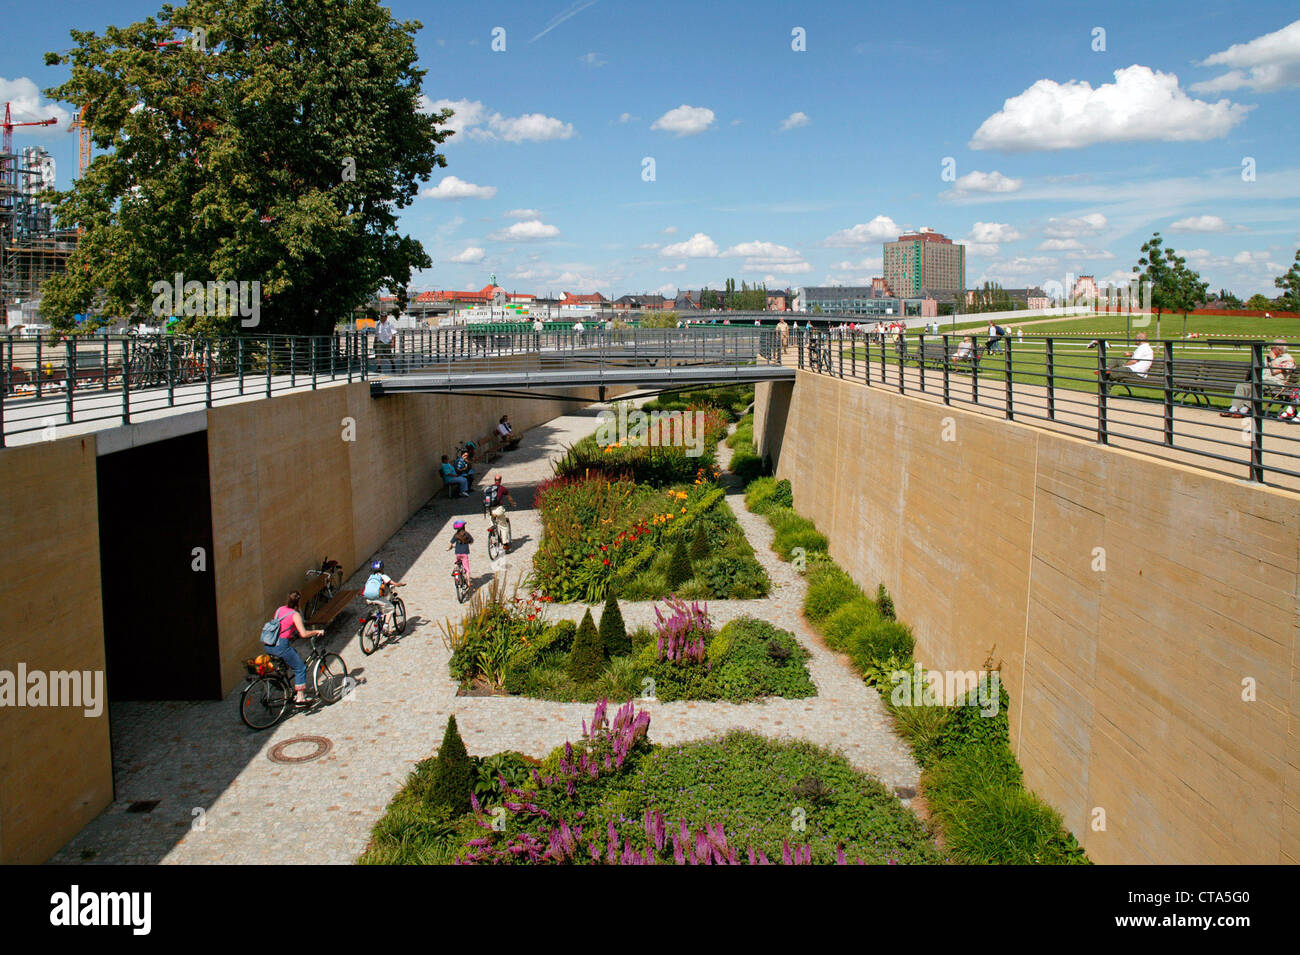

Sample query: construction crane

[2,102,57,178]
[70,106,90,177]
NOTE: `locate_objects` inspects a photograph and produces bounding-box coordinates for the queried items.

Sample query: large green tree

[41,0,451,334]
[1275,250,1300,313]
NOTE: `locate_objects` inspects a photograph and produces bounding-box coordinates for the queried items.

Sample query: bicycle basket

[245,654,280,677]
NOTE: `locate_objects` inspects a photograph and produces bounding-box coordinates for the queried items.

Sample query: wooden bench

[913,341,985,370]
[299,570,360,630]
[1104,358,1273,406]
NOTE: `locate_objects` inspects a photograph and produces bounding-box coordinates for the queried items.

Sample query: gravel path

[51,399,919,865]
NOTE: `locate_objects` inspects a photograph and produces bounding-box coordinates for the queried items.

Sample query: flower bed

[529,469,768,603]
[445,589,814,705]
[359,700,941,865]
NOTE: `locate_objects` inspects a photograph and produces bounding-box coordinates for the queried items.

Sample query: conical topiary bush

[567,608,604,682]
[667,538,693,588]
[689,520,710,564]
[428,714,474,817]
[599,591,629,656]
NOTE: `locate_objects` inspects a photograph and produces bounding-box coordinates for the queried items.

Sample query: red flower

[602,558,611,566]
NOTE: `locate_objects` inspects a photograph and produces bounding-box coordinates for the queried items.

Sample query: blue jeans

[268,638,307,688]
[444,475,468,497]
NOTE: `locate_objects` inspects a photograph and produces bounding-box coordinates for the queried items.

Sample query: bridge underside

[369,364,794,399]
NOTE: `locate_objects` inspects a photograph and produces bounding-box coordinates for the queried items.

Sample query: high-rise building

[883,229,965,298]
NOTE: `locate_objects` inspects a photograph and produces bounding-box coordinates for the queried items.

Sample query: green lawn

[910,313,1300,340]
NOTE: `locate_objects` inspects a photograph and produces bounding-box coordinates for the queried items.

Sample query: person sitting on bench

[1100,332,1154,383]
[1222,339,1295,418]
[496,414,520,450]
[440,455,468,497]
[954,336,975,362]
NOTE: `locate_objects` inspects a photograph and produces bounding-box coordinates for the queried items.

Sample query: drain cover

[268,735,333,764]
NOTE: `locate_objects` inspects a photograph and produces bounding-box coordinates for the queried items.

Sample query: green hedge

[743,475,1088,865]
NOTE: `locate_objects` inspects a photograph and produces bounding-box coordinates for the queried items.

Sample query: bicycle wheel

[391,597,407,634]
[358,616,380,656]
[312,652,349,704]
[487,530,501,561]
[455,571,469,604]
[240,676,291,730]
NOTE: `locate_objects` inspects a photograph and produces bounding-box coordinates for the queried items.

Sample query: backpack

[363,573,386,600]
[260,613,283,646]
[484,484,500,506]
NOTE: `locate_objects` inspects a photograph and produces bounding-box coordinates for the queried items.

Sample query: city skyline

[2,1,1299,300]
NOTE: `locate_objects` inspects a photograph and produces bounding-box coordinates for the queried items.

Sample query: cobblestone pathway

[52,400,919,865]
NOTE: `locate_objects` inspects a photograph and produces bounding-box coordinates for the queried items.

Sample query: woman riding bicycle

[449,520,474,579]
[269,591,323,706]
[483,476,514,552]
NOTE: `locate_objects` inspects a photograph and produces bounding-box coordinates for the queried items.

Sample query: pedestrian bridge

[0,326,794,446]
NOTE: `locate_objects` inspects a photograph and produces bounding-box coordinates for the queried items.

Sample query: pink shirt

[276,606,298,641]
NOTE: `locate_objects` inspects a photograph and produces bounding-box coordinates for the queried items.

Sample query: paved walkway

[50,399,918,865]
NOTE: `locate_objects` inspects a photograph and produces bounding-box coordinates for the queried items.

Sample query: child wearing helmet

[448,521,474,578]
[363,559,403,612]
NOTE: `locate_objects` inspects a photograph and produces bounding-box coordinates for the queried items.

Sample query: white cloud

[651,105,716,137]
[490,219,561,241]
[656,283,677,296]
[823,215,901,247]
[969,222,1023,244]
[661,226,678,234]
[970,65,1252,151]
[779,111,810,131]
[449,246,485,263]
[505,208,540,219]
[659,263,687,272]
[1193,19,1300,93]
[616,112,636,124]
[1038,238,1084,251]
[723,241,813,273]
[0,77,73,134]
[951,170,1022,193]
[832,257,884,273]
[421,175,498,199]
[1169,214,1231,232]
[578,52,607,68]
[1044,213,1108,237]
[661,232,719,257]
[425,98,575,142]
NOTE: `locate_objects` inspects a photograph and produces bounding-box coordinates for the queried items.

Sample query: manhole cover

[269,736,333,764]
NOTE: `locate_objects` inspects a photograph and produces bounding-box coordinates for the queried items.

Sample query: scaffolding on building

[2,135,78,318]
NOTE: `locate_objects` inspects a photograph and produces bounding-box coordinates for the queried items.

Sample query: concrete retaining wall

[755,371,1300,864]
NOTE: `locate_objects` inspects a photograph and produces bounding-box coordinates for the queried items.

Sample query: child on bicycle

[363,559,404,616]
[449,520,474,578]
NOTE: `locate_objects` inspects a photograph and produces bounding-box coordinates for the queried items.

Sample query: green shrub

[822,597,881,652]
[707,628,733,662]
[888,702,953,770]
[922,744,1085,864]
[599,592,629,657]
[666,538,693,588]
[567,609,604,683]
[591,656,641,702]
[630,625,654,650]
[540,619,577,654]
[937,678,1011,758]
[875,583,896,620]
[689,520,710,563]
[804,564,863,624]
[427,715,474,817]
[850,619,915,671]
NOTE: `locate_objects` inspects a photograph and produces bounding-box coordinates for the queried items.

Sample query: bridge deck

[369,363,794,394]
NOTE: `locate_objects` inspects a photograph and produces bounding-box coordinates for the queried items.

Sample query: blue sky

[4,0,1300,298]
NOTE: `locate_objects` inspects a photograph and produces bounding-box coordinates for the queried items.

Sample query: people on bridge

[374,314,399,373]
[440,454,468,497]
[269,591,323,706]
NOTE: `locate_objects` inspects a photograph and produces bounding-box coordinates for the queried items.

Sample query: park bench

[913,340,985,371]
[1104,358,1293,407]
[300,568,360,631]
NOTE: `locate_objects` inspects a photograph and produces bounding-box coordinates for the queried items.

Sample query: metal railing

[794,328,1300,488]
[0,326,783,446]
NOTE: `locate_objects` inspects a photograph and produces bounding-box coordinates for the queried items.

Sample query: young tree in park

[1275,250,1300,313]
[40,0,452,334]
[1133,232,1185,338]
[1246,293,1276,311]
[1170,255,1208,338]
